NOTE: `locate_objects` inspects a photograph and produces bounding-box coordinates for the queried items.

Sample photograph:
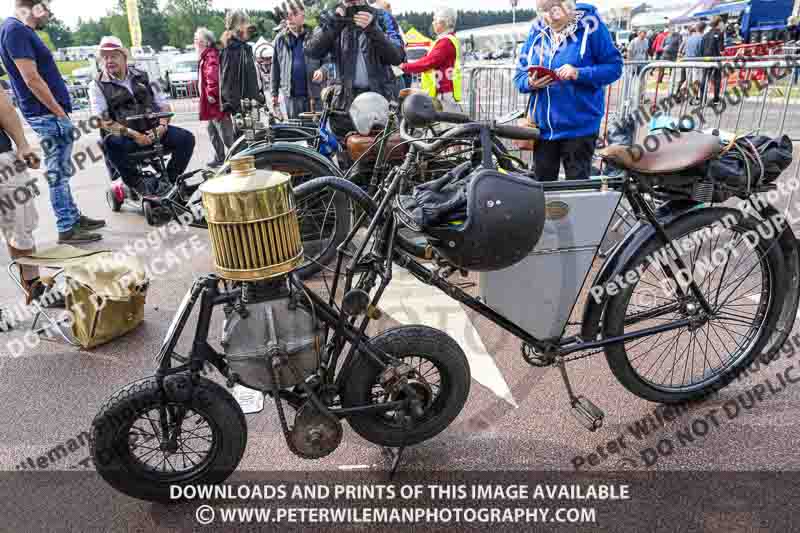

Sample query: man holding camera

[306,0,406,139]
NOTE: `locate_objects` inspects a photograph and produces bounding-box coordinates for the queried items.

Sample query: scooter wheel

[106,189,122,213]
[143,201,156,226]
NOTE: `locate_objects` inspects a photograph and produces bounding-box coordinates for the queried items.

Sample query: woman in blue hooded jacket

[515,0,622,181]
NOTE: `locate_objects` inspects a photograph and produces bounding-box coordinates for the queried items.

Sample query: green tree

[36,30,55,50]
[46,16,73,48]
[107,14,132,47]
[396,9,536,33]
[72,17,111,46]
[116,0,169,51]
[164,0,218,48]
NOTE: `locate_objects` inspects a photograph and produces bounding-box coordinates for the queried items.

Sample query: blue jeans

[27,115,80,233]
[104,126,196,185]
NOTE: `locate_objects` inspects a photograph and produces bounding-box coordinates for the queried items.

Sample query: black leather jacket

[306,4,405,111]
[220,35,265,115]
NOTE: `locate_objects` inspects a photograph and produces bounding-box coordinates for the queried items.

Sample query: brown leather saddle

[599,132,721,175]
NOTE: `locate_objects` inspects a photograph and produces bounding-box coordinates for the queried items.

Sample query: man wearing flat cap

[90,36,196,195]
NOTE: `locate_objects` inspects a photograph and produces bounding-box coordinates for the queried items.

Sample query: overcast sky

[4,0,652,29]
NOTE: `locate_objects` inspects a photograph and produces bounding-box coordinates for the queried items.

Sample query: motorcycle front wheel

[91,376,247,503]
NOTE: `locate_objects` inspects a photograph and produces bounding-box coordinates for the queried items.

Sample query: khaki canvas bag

[63,253,149,349]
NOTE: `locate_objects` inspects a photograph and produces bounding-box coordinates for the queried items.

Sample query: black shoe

[79,214,106,231]
[29,280,66,309]
[0,308,12,332]
[58,225,103,244]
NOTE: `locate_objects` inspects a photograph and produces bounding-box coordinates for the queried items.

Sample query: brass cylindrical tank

[199,155,303,281]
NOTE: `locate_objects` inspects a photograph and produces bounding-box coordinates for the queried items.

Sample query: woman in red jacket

[195,27,235,168]
[399,6,463,112]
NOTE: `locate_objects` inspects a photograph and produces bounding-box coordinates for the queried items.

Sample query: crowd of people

[626,17,728,104]
[0,0,632,310]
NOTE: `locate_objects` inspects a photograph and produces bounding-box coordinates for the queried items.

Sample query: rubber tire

[143,201,156,226]
[748,209,800,364]
[341,326,471,448]
[253,151,350,280]
[91,376,247,503]
[106,189,122,213]
[603,208,786,404]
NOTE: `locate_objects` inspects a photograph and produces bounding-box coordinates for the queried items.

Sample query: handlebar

[127,111,174,122]
[399,118,540,153]
[493,124,541,141]
[434,112,472,124]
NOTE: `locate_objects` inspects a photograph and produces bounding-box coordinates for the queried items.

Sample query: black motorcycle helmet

[424,168,545,272]
[400,92,546,272]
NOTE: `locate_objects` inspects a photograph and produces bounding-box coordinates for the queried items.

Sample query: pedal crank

[521,343,556,367]
[556,356,605,432]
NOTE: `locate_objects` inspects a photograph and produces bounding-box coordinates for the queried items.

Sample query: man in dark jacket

[701,16,726,103]
[220,10,265,117]
[306,0,406,139]
[272,8,326,119]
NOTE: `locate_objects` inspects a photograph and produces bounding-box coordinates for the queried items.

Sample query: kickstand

[381,445,407,480]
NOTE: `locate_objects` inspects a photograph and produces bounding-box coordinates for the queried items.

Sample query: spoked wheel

[342,326,471,448]
[603,208,786,403]
[91,377,247,503]
[254,151,350,279]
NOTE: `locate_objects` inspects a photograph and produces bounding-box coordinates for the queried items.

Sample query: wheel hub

[682,301,710,331]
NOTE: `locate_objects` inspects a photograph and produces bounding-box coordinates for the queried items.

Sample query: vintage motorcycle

[91,92,799,503]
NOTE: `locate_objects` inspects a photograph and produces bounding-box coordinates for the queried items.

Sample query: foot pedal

[570,396,604,431]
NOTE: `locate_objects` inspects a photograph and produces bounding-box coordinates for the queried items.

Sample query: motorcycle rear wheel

[603,208,786,403]
[91,376,247,503]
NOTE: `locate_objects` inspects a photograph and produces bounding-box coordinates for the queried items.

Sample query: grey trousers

[208,116,236,164]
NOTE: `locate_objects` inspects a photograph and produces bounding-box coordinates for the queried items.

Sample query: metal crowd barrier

[463,58,800,214]
[465,58,800,140]
[629,59,800,141]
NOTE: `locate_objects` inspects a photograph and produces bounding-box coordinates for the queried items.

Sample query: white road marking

[379,266,518,408]
[337,464,373,471]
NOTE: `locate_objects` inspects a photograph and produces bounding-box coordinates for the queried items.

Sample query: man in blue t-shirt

[0,0,105,244]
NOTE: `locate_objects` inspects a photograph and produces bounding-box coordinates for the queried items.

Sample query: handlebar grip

[493,124,540,141]
[127,112,174,122]
[434,112,472,124]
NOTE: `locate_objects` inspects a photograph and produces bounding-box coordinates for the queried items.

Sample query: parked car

[71,65,97,87]
[165,53,199,98]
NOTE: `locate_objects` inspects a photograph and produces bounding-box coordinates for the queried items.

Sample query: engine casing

[221,296,319,391]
